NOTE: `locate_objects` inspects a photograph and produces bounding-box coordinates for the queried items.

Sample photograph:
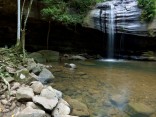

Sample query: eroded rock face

[84,0,152,36]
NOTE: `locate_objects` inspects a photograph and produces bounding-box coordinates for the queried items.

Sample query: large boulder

[33,95,58,111]
[38,50,60,62]
[40,86,62,99]
[38,68,55,84]
[65,97,90,117]
[29,52,46,63]
[16,87,34,101]
[52,100,71,116]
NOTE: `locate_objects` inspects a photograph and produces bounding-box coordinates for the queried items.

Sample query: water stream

[107,3,115,58]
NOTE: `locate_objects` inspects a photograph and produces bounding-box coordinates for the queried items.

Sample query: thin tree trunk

[21,0,33,58]
[21,0,26,26]
[47,21,51,50]
[17,0,21,46]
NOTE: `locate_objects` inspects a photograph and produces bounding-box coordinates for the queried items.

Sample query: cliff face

[84,0,156,37]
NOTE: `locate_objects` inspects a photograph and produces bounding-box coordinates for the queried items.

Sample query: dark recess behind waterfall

[0,15,156,57]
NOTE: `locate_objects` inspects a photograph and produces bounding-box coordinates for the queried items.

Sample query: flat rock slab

[33,95,58,111]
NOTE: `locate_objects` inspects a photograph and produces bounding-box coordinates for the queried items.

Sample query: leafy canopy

[137,0,156,22]
[41,0,103,24]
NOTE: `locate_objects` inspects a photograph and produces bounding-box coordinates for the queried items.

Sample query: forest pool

[51,60,156,117]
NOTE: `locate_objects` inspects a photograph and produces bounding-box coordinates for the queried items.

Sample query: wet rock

[52,99,70,116]
[40,86,62,99]
[38,50,60,62]
[15,106,46,117]
[16,87,34,101]
[33,95,58,111]
[66,98,90,117]
[38,68,55,84]
[29,52,46,63]
[125,102,155,117]
[64,63,77,69]
[110,94,129,108]
[30,81,44,94]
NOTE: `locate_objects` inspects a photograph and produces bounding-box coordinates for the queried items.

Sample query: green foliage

[41,0,104,24]
[137,0,156,22]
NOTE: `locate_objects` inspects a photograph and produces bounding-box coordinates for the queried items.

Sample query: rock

[38,68,55,84]
[15,68,29,80]
[11,82,20,90]
[15,106,46,117]
[30,81,44,94]
[26,102,42,110]
[125,102,155,117]
[40,86,62,99]
[16,87,34,101]
[76,72,86,76]
[10,102,16,111]
[66,98,90,117]
[29,52,46,63]
[110,94,129,108]
[5,66,16,73]
[26,58,37,71]
[69,55,86,61]
[0,95,6,99]
[64,63,77,69]
[38,50,60,62]
[52,99,70,116]
[84,0,148,36]
[33,95,58,111]
[10,90,17,96]
[1,99,8,105]
[29,73,39,80]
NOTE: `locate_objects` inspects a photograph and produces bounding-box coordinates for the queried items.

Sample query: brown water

[51,60,156,117]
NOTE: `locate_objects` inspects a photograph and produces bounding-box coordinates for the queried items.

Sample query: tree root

[1,77,11,96]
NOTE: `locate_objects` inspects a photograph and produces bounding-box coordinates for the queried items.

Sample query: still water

[52,60,156,117]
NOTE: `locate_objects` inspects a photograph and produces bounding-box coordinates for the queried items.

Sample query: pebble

[2,109,10,113]
[0,95,6,99]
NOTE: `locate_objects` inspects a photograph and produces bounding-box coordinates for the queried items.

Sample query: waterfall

[107,3,115,58]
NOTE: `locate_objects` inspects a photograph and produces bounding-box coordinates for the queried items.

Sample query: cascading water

[89,0,147,59]
[107,3,115,58]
